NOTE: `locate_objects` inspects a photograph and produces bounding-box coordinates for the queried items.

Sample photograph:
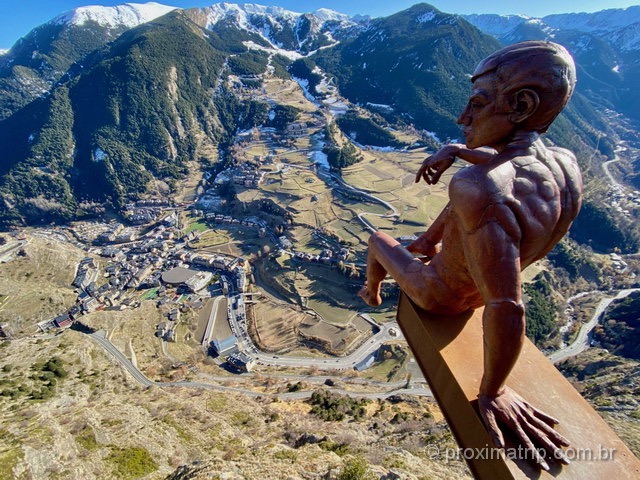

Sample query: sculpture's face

[457,73,515,151]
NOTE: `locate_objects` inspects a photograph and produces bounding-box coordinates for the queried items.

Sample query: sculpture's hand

[478,386,571,471]
[406,236,439,259]
[415,144,463,185]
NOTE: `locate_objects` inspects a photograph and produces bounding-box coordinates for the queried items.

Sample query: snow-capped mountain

[464,5,640,166]
[464,6,640,52]
[543,6,640,35]
[186,2,361,53]
[52,2,177,30]
[1,2,639,227]
[0,3,181,121]
[462,13,533,37]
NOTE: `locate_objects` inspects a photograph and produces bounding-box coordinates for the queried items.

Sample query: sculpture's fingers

[431,168,445,184]
[521,417,571,465]
[522,408,570,447]
[416,156,434,182]
[481,407,505,449]
[528,403,560,426]
[423,167,434,184]
[513,423,550,471]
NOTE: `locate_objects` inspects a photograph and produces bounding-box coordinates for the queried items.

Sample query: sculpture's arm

[415,144,496,185]
[459,204,525,396]
[451,187,570,469]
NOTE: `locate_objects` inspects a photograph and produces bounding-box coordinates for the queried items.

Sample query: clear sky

[1,1,639,50]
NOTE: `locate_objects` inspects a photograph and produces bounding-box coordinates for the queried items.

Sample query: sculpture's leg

[359,231,427,307]
[358,234,388,306]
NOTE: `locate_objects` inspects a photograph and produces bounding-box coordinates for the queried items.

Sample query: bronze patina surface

[360,41,584,470]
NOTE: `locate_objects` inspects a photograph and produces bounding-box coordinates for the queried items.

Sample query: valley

[1,2,640,479]
[1,70,639,479]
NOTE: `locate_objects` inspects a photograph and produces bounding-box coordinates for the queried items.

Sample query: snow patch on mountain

[611,22,640,51]
[312,8,351,23]
[53,2,177,30]
[202,2,298,29]
[200,2,357,52]
[465,6,640,52]
[417,12,436,23]
[463,13,530,36]
[543,6,640,33]
[243,40,302,60]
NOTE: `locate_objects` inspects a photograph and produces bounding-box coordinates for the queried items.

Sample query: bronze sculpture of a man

[358,41,582,470]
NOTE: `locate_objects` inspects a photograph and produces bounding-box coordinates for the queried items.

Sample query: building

[235,268,247,293]
[161,267,200,286]
[81,297,100,313]
[184,271,213,293]
[53,314,73,329]
[156,322,168,338]
[227,352,256,373]
[354,351,378,371]
[286,122,308,138]
[210,335,238,357]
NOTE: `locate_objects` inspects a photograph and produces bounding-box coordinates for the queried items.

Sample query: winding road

[602,156,622,188]
[85,329,431,400]
[548,288,639,363]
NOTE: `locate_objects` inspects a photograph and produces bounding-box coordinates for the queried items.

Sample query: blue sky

[1,1,639,50]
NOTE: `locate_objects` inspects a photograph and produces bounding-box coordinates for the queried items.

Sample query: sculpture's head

[472,41,577,134]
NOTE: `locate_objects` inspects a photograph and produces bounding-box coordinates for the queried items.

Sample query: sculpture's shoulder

[541,145,583,226]
[448,162,514,232]
[546,145,583,192]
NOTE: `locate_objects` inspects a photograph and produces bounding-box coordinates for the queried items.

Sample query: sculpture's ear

[508,89,540,124]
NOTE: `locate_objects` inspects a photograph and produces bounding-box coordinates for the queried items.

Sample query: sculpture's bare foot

[358,284,382,306]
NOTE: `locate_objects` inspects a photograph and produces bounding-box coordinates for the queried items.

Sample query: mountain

[183,2,360,54]
[0,3,366,227]
[309,4,501,140]
[0,1,638,244]
[0,3,177,120]
[298,4,615,164]
[464,7,640,125]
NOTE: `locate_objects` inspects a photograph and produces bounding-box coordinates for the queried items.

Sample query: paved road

[602,156,622,188]
[90,330,155,387]
[84,329,431,400]
[549,288,639,363]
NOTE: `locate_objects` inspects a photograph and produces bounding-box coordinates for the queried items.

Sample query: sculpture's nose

[457,105,470,126]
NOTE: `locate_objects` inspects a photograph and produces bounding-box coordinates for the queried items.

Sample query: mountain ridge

[0,2,638,245]
[51,2,178,30]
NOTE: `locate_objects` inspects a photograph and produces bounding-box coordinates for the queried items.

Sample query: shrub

[107,446,158,479]
[336,456,376,480]
[309,390,369,422]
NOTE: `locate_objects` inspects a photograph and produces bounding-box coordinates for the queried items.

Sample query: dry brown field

[250,296,304,352]
[0,234,85,335]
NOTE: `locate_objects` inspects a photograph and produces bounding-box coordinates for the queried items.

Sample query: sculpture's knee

[486,299,525,317]
[485,300,526,333]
